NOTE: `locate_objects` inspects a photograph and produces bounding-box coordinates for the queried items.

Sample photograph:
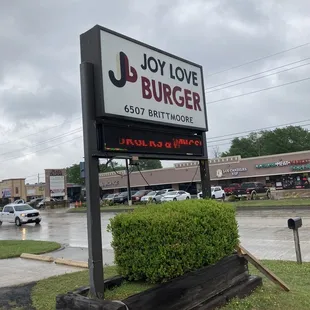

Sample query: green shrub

[107,199,239,283]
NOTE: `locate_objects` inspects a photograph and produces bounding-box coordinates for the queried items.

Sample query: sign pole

[80,62,104,297]
[200,132,211,198]
[126,159,132,206]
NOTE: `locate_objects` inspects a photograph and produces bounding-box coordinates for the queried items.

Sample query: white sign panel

[27,189,36,196]
[50,175,65,197]
[99,29,207,130]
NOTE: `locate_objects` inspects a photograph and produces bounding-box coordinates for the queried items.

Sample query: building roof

[99,150,310,190]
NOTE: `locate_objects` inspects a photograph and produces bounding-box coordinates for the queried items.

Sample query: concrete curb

[54,258,88,269]
[20,253,54,262]
[236,205,310,211]
[20,252,88,268]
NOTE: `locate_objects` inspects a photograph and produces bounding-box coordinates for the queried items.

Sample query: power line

[0,128,82,158]
[0,136,82,164]
[208,123,310,145]
[207,123,310,148]
[207,118,310,141]
[0,116,81,147]
[24,173,45,179]
[207,76,310,105]
[206,57,310,90]
[206,61,310,93]
[185,165,199,193]
[206,42,310,77]
[136,164,151,187]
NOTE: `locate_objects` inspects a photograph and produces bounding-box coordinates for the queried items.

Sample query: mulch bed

[0,282,36,310]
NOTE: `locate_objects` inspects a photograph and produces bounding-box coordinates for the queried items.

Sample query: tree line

[66,159,162,185]
[220,125,310,158]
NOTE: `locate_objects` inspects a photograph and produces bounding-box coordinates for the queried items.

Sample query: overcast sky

[1,0,310,183]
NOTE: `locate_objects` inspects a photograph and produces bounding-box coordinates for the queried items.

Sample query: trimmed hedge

[107,199,239,283]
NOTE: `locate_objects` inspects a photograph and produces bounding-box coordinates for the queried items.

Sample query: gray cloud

[1,0,310,179]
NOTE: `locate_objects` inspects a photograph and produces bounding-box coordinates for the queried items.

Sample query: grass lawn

[234,198,310,207]
[0,240,61,259]
[31,266,154,310]
[222,260,310,310]
[68,198,310,213]
[31,260,310,310]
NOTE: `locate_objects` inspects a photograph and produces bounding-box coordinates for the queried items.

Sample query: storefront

[98,150,310,194]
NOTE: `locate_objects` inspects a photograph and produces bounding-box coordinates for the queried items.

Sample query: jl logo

[108,52,138,88]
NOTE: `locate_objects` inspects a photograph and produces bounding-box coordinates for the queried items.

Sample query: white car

[161,190,191,202]
[197,186,226,200]
[141,189,176,203]
[140,191,160,203]
[0,203,41,226]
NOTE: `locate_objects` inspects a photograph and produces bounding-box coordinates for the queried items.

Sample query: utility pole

[37,173,40,184]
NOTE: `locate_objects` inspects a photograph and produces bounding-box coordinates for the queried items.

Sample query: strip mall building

[99,150,310,194]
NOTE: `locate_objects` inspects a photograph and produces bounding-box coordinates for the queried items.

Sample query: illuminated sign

[256,159,310,169]
[80,26,207,130]
[101,125,204,156]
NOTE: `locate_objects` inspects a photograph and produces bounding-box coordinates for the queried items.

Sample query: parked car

[113,191,137,204]
[141,190,160,203]
[102,193,119,204]
[0,203,41,226]
[101,194,109,200]
[161,190,191,202]
[13,199,25,204]
[131,190,152,203]
[28,198,43,207]
[233,182,271,200]
[140,189,175,203]
[36,198,57,209]
[197,186,226,200]
[223,183,241,196]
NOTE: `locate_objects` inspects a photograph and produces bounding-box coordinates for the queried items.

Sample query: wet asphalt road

[1,208,310,262]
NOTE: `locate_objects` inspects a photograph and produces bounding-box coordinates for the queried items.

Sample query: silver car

[141,189,175,203]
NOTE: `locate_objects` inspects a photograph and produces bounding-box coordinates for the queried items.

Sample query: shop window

[179,182,197,194]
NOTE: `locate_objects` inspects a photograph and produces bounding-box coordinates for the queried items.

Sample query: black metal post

[80,62,104,297]
[200,132,211,198]
[126,159,132,205]
[293,229,302,264]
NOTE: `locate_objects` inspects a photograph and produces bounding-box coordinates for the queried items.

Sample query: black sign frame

[80,25,208,132]
[99,123,204,157]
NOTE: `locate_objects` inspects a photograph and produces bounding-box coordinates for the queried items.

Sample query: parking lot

[1,209,310,262]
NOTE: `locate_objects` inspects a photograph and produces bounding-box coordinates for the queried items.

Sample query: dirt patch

[0,282,36,309]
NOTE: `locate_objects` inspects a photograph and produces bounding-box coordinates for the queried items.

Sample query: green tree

[134,159,162,171]
[222,126,310,158]
[66,164,84,185]
[67,159,162,183]
[99,160,125,173]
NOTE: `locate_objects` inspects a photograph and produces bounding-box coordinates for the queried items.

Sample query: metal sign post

[125,159,132,206]
[80,62,104,297]
[200,132,211,199]
[287,217,302,264]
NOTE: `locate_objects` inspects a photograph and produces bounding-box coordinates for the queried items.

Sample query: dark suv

[233,182,271,200]
[113,191,137,204]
